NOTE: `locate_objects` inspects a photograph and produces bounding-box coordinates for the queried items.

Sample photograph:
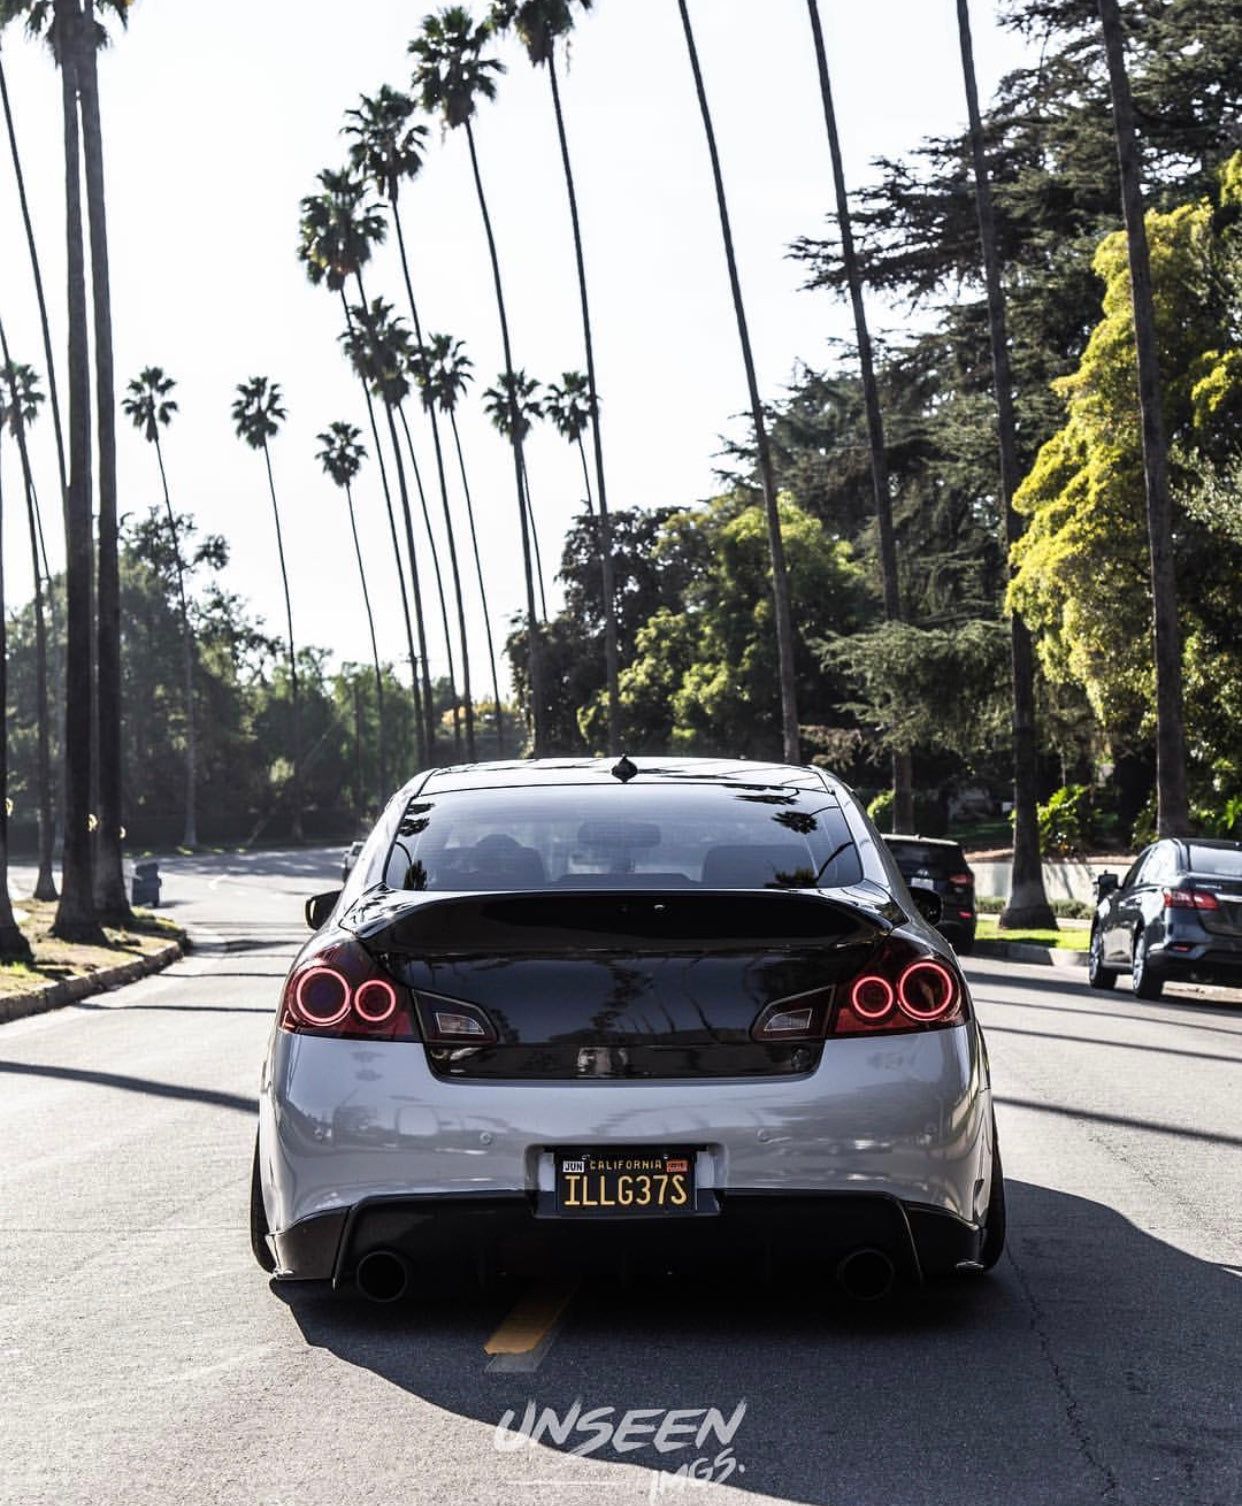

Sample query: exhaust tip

[355,1248,412,1304]
[835,1247,896,1302]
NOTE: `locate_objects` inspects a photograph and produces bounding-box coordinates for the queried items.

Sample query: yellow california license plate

[554,1148,698,1217]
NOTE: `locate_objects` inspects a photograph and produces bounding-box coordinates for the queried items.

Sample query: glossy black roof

[405,756,837,799]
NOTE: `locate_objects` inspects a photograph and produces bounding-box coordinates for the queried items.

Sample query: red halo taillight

[833,940,966,1037]
[280,937,415,1040]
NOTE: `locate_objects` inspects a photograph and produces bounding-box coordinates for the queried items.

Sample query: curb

[0,940,184,1025]
[973,938,1088,969]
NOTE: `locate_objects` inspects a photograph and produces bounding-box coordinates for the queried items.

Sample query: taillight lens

[949,872,974,888]
[1162,887,1219,911]
[832,938,967,1037]
[279,936,417,1040]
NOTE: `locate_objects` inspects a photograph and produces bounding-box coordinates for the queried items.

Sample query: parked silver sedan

[251,757,1004,1301]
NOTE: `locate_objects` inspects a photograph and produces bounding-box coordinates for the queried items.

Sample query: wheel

[1087,925,1118,990]
[249,1133,276,1273]
[1131,930,1164,1000]
[955,931,976,957]
[978,1123,1007,1270]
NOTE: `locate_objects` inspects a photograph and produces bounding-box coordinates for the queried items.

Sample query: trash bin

[132,860,161,907]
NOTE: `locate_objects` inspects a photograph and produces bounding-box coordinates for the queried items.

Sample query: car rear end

[882,836,977,954]
[1155,841,1242,989]
[256,767,997,1294]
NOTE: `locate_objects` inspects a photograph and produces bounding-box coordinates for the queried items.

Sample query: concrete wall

[971,856,1132,905]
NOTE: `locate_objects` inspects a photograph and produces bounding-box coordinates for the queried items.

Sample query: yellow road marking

[484,1278,579,1356]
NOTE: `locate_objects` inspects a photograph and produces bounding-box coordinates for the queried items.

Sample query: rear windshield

[380,784,862,892]
[1186,844,1242,879]
[884,841,965,874]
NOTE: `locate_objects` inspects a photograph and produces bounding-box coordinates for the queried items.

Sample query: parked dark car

[881,835,977,954]
[1088,837,1242,999]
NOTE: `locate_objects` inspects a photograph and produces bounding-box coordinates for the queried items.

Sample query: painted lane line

[484,1278,578,1373]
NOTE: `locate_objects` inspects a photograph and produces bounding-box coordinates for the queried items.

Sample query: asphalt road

[2,849,1239,1506]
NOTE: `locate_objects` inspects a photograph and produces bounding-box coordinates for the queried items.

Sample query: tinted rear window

[1186,844,1242,879]
[382,784,862,891]
[884,841,966,874]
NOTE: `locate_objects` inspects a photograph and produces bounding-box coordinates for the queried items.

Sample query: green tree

[676,0,799,762]
[231,377,303,839]
[122,366,199,848]
[317,420,386,797]
[410,5,545,752]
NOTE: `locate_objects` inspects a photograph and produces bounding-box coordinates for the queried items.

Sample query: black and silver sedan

[251,757,1005,1301]
[1088,837,1242,999]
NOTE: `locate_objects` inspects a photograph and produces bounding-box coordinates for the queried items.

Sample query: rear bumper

[1151,939,1242,988]
[259,1021,994,1270]
[273,1190,988,1285]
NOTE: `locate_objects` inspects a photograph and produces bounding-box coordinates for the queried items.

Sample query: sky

[0,0,1033,697]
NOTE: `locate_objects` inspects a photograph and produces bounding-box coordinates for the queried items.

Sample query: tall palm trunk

[151,433,197,848]
[520,457,549,622]
[0,449,33,960]
[0,314,57,900]
[390,207,475,760]
[78,21,129,921]
[52,0,102,943]
[449,408,504,755]
[341,288,424,766]
[1097,0,1187,836]
[384,402,437,760]
[344,479,386,798]
[0,56,68,510]
[397,405,461,756]
[463,117,544,755]
[679,0,799,763]
[956,0,1055,929]
[806,0,909,821]
[547,49,618,753]
[262,439,302,841]
[575,434,594,515]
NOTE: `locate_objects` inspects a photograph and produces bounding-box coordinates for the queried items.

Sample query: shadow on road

[273,1181,1242,1506]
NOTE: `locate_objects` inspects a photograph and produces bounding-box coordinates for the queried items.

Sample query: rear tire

[978,1126,1007,1271]
[250,1133,276,1273]
[1132,931,1164,1000]
[1087,925,1118,990]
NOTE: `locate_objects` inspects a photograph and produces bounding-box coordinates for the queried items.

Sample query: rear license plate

[554,1147,698,1217]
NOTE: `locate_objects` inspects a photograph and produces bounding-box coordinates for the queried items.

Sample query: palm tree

[0,347,34,961]
[419,332,505,753]
[411,6,545,754]
[544,371,594,515]
[490,0,620,753]
[297,166,428,764]
[804,0,909,819]
[317,421,386,797]
[0,348,57,899]
[346,87,477,760]
[75,0,132,921]
[955,0,1055,930]
[340,298,441,759]
[231,377,302,840]
[122,366,199,849]
[0,44,68,513]
[677,0,799,763]
[1097,0,1187,836]
[483,368,548,621]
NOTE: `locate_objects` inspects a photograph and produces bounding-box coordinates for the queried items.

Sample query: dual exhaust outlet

[353,1245,896,1304]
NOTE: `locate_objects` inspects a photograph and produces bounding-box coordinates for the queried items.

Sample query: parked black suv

[882,835,977,954]
[1088,837,1242,999]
